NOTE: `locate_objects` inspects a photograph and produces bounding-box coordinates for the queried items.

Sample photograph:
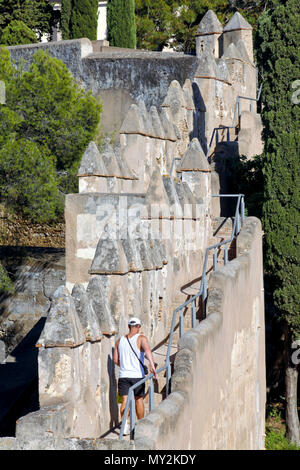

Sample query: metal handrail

[205,84,263,159]
[118,193,245,440]
[119,363,169,440]
[169,84,263,176]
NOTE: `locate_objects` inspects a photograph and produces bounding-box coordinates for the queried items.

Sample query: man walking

[113,317,157,435]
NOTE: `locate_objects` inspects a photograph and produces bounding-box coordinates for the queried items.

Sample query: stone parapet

[134,217,266,450]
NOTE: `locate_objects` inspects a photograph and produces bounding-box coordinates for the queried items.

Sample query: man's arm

[113,338,120,367]
[140,335,157,379]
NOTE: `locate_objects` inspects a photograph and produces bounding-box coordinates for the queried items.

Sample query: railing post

[227,127,230,142]
[236,212,240,235]
[216,129,219,144]
[179,309,184,337]
[202,274,207,313]
[166,360,171,397]
[213,248,217,271]
[224,245,228,265]
[129,391,135,439]
[241,196,245,225]
[192,300,196,328]
[149,378,154,411]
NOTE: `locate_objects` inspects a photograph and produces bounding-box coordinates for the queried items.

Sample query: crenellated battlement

[1,10,265,451]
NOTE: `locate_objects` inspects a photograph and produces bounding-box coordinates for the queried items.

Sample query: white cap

[128,317,141,326]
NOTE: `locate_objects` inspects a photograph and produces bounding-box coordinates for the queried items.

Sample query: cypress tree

[69,0,98,41]
[61,0,72,40]
[256,0,300,445]
[107,0,136,49]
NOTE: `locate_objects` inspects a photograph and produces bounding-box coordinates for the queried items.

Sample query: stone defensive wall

[0,11,266,450]
[134,217,265,450]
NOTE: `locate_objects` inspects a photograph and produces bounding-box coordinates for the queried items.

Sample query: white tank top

[118,334,145,378]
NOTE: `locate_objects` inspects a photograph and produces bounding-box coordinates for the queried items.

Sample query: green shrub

[0,47,101,223]
[266,428,300,450]
[0,139,60,223]
[0,20,38,46]
[0,263,14,295]
[7,49,101,171]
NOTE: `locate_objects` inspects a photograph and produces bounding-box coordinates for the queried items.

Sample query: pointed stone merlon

[86,277,117,335]
[119,102,177,142]
[71,283,103,342]
[176,139,210,173]
[196,10,223,58]
[145,167,182,219]
[223,12,253,62]
[77,141,137,193]
[176,139,211,203]
[88,227,167,275]
[36,286,86,348]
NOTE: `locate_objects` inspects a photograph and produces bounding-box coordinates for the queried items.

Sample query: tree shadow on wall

[0,317,46,436]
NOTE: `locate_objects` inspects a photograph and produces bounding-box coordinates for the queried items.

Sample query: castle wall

[0,10,265,448]
[134,217,265,450]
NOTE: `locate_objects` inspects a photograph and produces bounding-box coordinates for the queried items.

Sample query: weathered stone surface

[163,176,183,218]
[119,103,145,135]
[134,238,155,270]
[86,277,117,334]
[216,58,232,84]
[196,9,223,35]
[114,144,136,180]
[71,284,102,341]
[222,42,243,61]
[36,286,85,348]
[194,50,219,78]
[224,11,252,32]
[89,230,129,274]
[121,237,144,272]
[177,138,210,172]
[182,79,195,110]
[16,404,73,440]
[78,141,107,176]
[137,100,154,136]
[236,39,252,63]
[150,106,165,139]
[160,109,177,141]
[100,140,123,177]
[162,80,186,115]
[145,167,170,215]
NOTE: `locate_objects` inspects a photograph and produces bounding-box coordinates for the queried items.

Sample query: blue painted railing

[119,193,245,440]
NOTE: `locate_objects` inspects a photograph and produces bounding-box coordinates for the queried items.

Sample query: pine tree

[135,0,269,52]
[0,0,55,41]
[256,0,300,445]
[107,0,136,49]
[69,0,98,41]
[0,47,101,222]
[0,20,38,45]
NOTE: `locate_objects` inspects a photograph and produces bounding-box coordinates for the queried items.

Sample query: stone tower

[196,10,223,58]
[223,11,253,62]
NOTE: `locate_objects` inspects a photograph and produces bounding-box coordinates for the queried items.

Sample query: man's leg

[120,395,128,420]
[135,396,144,420]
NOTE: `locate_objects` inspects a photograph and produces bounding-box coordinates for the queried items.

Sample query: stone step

[212,217,235,234]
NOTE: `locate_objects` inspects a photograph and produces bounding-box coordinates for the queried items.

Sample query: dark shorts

[118,377,145,397]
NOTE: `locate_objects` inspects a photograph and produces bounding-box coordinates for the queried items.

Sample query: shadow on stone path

[0,318,46,436]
